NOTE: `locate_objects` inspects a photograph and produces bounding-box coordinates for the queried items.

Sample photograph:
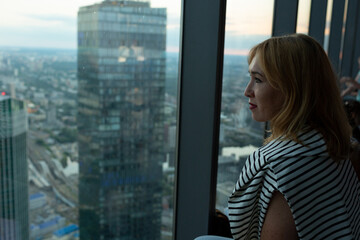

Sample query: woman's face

[244,55,284,122]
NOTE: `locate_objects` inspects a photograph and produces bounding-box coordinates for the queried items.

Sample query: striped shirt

[228,129,360,240]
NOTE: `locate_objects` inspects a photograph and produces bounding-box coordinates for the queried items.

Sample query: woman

[228,34,360,240]
[344,100,360,143]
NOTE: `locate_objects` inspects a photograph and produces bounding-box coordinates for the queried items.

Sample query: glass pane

[296,0,312,34]
[0,0,180,239]
[324,0,334,52]
[339,0,349,67]
[216,0,274,213]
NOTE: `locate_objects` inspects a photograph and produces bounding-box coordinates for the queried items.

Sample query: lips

[249,103,257,110]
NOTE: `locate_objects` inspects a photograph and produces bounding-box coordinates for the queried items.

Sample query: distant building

[29,192,47,210]
[9,83,16,98]
[77,0,166,239]
[30,216,65,240]
[165,125,176,167]
[46,100,57,127]
[52,224,79,239]
[0,96,29,240]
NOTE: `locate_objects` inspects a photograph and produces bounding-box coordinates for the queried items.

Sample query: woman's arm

[260,191,298,240]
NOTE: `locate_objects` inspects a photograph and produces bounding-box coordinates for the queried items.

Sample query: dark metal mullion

[351,1,360,77]
[174,0,227,239]
[327,0,346,74]
[272,0,299,36]
[309,0,328,45]
[341,0,360,77]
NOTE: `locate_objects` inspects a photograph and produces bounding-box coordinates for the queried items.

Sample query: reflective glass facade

[77,1,166,239]
[0,96,28,240]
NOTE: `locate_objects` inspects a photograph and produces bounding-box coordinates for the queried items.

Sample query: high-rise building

[0,96,29,240]
[77,1,166,239]
[46,100,57,128]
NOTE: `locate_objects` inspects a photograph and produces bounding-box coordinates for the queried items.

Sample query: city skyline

[0,0,284,55]
[1,0,180,51]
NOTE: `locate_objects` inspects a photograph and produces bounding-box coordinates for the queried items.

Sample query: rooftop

[53,224,79,237]
[29,192,46,200]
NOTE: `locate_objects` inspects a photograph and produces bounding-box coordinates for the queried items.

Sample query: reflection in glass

[77,1,170,239]
[0,97,28,240]
[216,0,274,213]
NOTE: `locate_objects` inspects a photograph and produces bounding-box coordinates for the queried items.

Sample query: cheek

[270,93,285,113]
[261,90,284,113]
[273,91,284,104]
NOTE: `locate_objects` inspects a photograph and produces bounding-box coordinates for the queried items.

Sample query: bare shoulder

[260,191,299,240]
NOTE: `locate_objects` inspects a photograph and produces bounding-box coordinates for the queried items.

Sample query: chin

[251,115,268,122]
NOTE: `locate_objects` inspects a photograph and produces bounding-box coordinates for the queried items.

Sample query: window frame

[173,0,227,239]
[327,0,346,72]
[341,0,360,77]
[173,0,355,238]
[272,0,299,36]
[309,0,328,44]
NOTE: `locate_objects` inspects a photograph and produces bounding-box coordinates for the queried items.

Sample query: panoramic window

[216,0,274,213]
[324,0,333,51]
[0,0,180,239]
[296,0,312,34]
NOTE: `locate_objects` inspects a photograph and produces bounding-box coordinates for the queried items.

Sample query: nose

[244,81,254,98]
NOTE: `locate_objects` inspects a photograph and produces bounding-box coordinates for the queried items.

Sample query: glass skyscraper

[77,1,166,239]
[0,96,28,240]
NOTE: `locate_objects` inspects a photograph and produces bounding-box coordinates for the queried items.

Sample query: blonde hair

[248,33,351,161]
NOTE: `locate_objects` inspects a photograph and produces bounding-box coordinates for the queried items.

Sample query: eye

[254,77,262,83]
[249,74,263,84]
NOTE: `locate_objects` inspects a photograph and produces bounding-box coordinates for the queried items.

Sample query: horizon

[0,45,251,56]
[0,0,278,55]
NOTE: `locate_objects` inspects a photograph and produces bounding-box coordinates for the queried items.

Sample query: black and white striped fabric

[228,129,360,240]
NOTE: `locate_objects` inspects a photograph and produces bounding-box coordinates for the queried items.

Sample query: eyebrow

[248,70,264,77]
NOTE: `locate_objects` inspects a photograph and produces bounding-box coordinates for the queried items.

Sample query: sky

[0,0,182,51]
[0,0,311,55]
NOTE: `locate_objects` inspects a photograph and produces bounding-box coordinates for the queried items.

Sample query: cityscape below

[0,45,263,240]
[0,1,263,239]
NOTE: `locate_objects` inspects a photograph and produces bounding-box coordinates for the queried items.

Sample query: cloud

[0,0,270,52]
[0,10,77,49]
[24,14,76,26]
[0,12,76,29]
[224,34,270,55]
[0,25,77,49]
